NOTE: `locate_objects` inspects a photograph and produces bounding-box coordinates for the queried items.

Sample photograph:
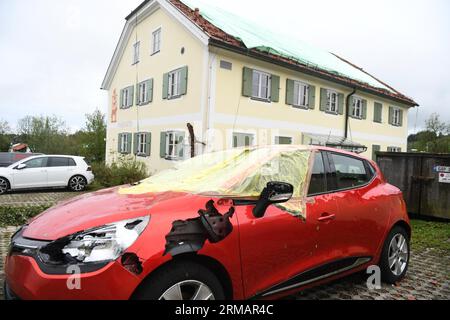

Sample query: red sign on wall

[111,89,118,123]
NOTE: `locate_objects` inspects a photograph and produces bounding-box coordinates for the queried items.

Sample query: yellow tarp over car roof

[119,146,314,217]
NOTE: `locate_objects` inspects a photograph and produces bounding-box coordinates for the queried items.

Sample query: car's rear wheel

[132,261,225,300]
[0,177,9,195]
[379,226,410,284]
[68,175,87,192]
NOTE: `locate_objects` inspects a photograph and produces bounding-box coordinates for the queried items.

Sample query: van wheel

[68,175,87,192]
[379,226,410,284]
[132,261,225,300]
[0,177,9,195]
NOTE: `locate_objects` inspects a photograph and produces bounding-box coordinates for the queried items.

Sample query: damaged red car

[4,145,410,300]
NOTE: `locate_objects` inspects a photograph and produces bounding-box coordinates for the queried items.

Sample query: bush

[0,205,51,227]
[90,158,149,189]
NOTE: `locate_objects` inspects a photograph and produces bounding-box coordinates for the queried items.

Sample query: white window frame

[352,97,363,118]
[152,28,161,55]
[274,136,293,145]
[232,132,255,148]
[326,89,338,113]
[138,81,148,105]
[168,69,181,98]
[294,81,309,108]
[137,133,147,155]
[165,131,184,160]
[133,41,140,65]
[393,108,401,126]
[387,146,401,153]
[120,134,128,153]
[252,70,271,100]
[121,87,130,108]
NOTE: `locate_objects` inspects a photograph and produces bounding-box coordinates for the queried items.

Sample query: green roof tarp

[181,0,393,92]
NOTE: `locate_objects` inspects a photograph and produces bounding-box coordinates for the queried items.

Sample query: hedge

[0,205,51,227]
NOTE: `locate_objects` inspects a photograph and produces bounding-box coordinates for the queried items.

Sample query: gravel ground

[1,226,449,300]
[0,190,84,207]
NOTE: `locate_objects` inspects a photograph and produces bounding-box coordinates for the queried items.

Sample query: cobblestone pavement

[0,190,84,207]
[1,226,449,300]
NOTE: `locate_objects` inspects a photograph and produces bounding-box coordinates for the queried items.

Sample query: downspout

[344,88,357,139]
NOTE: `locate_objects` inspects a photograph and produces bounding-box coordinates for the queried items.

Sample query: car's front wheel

[0,177,9,195]
[132,261,225,300]
[68,175,87,192]
[379,226,410,284]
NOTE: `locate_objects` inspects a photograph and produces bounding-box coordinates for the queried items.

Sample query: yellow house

[101,0,418,173]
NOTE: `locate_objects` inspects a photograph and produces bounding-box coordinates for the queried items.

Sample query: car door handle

[318,213,336,222]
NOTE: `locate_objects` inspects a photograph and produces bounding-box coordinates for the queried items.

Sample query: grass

[0,205,51,228]
[410,219,450,252]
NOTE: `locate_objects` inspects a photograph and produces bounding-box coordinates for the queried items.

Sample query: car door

[47,157,76,187]
[325,151,382,260]
[236,151,339,298]
[12,157,48,189]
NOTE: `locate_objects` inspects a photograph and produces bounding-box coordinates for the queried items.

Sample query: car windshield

[120,146,313,217]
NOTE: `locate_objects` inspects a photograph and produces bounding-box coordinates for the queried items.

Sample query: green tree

[79,109,106,162]
[409,113,450,153]
[0,119,11,151]
[16,115,68,154]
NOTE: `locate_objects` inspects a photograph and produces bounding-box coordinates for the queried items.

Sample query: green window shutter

[162,73,169,99]
[180,66,188,96]
[160,132,167,158]
[338,93,344,115]
[285,79,294,105]
[145,133,151,157]
[133,133,139,154]
[136,84,140,105]
[374,103,382,123]
[348,96,355,117]
[319,88,327,111]
[126,133,132,154]
[117,134,122,153]
[362,99,368,119]
[147,79,153,103]
[270,74,280,102]
[399,109,403,126]
[388,107,394,125]
[177,132,185,159]
[242,67,253,97]
[372,145,381,161]
[128,86,134,107]
[308,85,316,109]
[119,90,124,109]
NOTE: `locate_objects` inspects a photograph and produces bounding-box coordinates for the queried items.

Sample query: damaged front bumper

[4,228,142,300]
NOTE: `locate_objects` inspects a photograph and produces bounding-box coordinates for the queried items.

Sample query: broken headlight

[39,216,150,266]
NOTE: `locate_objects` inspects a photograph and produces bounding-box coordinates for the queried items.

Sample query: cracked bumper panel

[4,255,141,300]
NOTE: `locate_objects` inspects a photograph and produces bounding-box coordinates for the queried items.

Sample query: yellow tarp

[120,146,313,217]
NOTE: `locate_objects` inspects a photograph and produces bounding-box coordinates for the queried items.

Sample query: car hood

[22,186,193,241]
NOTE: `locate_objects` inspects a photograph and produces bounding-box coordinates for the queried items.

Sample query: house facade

[102,0,418,173]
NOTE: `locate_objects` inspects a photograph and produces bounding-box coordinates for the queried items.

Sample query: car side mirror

[15,164,27,170]
[253,181,294,218]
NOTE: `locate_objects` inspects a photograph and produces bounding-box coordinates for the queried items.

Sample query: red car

[4,146,410,300]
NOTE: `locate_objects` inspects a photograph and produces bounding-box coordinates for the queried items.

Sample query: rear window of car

[48,157,76,167]
[330,153,372,190]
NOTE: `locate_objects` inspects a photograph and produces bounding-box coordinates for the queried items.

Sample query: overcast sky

[1,0,449,133]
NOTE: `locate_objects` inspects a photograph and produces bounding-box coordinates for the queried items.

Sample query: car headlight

[39,216,150,267]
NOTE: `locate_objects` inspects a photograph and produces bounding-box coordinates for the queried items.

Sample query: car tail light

[87,166,92,172]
